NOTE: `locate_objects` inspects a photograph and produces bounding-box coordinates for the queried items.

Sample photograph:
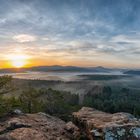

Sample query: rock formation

[73,107,140,140]
[0,112,74,140]
[0,107,140,140]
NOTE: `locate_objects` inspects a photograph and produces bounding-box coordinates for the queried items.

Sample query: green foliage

[80,75,131,80]
[37,88,80,121]
[0,96,21,115]
[0,75,139,120]
[0,75,14,116]
[19,87,40,113]
[0,75,12,89]
[0,87,79,120]
[83,86,140,117]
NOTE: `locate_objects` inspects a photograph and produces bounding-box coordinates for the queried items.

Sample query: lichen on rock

[73,107,140,140]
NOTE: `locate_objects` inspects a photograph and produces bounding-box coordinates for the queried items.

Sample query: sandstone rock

[0,108,139,140]
[65,121,80,139]
[0,113,72,140]
[66,121,79,132]
[73,107,140,140]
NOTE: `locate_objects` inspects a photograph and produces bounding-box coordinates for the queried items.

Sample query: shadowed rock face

[73,107,140,140]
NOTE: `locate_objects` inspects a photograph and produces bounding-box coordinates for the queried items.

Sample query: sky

[0,0,140,68]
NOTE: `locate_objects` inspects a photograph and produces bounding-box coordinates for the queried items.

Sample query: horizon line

[0,65,140,70]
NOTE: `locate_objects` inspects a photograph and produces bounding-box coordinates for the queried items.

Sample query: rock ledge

[0,107,140,140]
[0,113,72,140]
[73,107,140,140]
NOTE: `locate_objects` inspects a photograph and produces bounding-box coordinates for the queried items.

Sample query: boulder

[73,107,140,140]
[13,109,23,115]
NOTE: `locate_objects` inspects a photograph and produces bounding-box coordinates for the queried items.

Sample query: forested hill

[124,70,140,75]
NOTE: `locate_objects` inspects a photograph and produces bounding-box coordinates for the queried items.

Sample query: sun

[12,60,25,68]
[7,54,28,68]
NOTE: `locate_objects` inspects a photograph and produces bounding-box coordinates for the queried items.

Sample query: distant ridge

[0,65,113,73]
[0,65,132,73]
[29,65,111,72]
[124,70,140,75]
[0,68,27,73]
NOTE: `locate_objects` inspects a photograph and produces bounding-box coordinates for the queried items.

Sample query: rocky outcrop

[0,112,76,140]
[73,107,140,140]
[0,108,140,140]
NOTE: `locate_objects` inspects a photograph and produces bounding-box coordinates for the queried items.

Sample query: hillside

[124,70,140,75]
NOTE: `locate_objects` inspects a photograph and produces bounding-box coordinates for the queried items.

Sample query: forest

[0,75,140,121]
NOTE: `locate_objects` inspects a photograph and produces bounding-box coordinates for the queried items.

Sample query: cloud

[13,34,36,43]
[0,0,139,68]
[111,35,140,44]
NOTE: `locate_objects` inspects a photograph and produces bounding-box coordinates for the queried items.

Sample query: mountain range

[0,65,113,73]
[0,65,139,74]
[124,70,140,75]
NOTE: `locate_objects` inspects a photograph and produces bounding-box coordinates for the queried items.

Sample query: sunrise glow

[0,0,139,69]
[6,55,29,68]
